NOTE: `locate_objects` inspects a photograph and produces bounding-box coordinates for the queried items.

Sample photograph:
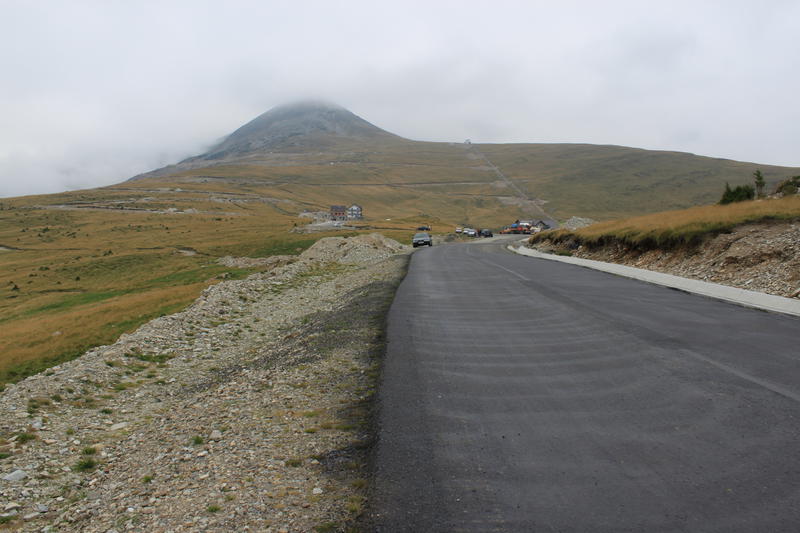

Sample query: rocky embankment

[532,221,800,298]
[0,234,410,532]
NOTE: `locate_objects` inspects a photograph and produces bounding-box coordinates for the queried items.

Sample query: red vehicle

[500,223,530,234]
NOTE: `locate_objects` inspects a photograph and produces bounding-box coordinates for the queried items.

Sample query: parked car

[479,229,493,237]
[499,223,530,234]
[417,225,431,232]
[412,232,433,247]
[463,228,478,237]
[455,227,463,233]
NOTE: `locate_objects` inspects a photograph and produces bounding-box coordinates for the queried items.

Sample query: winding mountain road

[370,238,800,532]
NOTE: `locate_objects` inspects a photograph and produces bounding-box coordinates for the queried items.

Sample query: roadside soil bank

[530,221,800,298]
[0,234,410,532]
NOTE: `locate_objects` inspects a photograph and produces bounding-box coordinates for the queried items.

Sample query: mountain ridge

[201,100,400,157]
[129,100,406,181]
[126,100,800,222]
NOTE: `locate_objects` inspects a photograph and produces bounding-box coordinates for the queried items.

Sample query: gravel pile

[300,233,410,265]
[0,235,411,532]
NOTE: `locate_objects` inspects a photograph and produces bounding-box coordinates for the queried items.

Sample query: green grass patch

[22,290,130,318]
[128,352,175,364]
[73,458,97,472]
[15,432,36,444]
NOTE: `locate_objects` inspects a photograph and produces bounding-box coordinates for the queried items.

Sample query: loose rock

[2,470,28,482]
[0,235,410,532]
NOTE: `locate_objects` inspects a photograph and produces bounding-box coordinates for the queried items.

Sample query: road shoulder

[509,244,800,317]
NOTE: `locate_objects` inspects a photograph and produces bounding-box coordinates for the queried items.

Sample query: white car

[455,227,463,233]
[463,228,478,237]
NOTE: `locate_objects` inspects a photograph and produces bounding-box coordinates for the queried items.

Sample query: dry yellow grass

[0,284,197,381]
[531,195,800,248]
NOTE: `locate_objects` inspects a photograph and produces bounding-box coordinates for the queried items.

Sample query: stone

[209,430,223,441]
[35,504,49,513]
[109,422,128,431]
[2,469,28,482]
[312,487,323,495]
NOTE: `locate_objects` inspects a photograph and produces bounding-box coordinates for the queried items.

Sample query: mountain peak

[201,101,398,160]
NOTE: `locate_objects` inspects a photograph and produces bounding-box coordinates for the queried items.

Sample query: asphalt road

[369,239,800,532]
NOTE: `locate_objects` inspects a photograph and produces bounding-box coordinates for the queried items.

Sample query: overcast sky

[1,0,798,198]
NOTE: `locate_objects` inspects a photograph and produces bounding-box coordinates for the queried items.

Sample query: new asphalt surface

[369,239,800,532]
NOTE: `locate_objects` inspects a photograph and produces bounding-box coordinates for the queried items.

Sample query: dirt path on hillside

[465,146,557,225]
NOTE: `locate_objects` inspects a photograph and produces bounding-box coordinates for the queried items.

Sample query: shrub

[719,183,755,204]
[775,176,800,196]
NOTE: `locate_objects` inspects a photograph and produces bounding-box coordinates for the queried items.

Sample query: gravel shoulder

[0,234,410,532]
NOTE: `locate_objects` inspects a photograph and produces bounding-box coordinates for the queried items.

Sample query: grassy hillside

[4,125,799,386]
[530,195,800,249]
[152,138,800,221]
[0,190,319,386]
[0,171,530,386]
[476,143,800,220]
